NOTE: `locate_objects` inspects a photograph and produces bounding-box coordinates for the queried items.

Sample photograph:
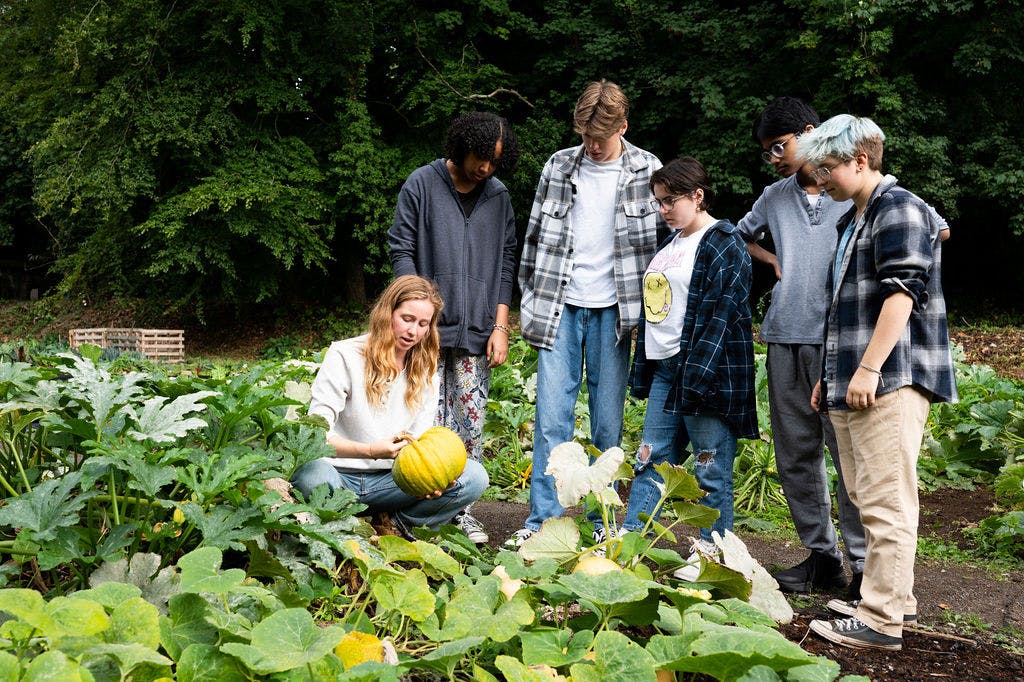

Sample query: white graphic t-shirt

[643,225,712,360]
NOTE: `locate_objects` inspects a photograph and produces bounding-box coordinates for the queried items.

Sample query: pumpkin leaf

[568,631,656,682]
[220,608,343,674]
[177,547,246,595]
[520,628,594,668]
[369,569,435,621]
[518,517,579,563]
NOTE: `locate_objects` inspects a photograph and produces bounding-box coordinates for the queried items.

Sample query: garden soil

[471,486,1024,681]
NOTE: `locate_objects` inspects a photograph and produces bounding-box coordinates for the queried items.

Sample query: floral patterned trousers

[435,348,491,462]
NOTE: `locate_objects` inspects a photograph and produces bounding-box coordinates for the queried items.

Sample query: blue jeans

[290,459,488,529]
[624,354,737,542]
[526,304,631,530]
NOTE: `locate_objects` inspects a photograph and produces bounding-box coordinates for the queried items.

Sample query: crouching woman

[291,275,488,535]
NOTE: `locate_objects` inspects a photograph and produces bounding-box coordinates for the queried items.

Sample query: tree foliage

[1,0,1022,312]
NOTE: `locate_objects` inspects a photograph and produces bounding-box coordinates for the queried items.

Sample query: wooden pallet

[68,328,185,362]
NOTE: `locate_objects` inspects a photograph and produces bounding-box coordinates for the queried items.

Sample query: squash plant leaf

[494,655,568,682]
[126,391,219,443]
[24,650,91,681]
[0,652,18,680]
[412,540,462,577]
[518,517,579,563]
[0,589,65,639]
[433,579,533,642]
[671,617,833,679]
[670,500,720,530]
[81,642,172,677]
[369,568,435,622]
[108,596,161,649]
[520,628,594,668]
[568,630,656,682]
[162,593,220,661]
[177,547,246,595]
[557,570,651,607]
[179,502,264,551]
[0,471,95,542]
[220,608,343,674]
[653,462,705,501]
[176,643,248,682]
[407,637,486,679]
[46,595,109,638]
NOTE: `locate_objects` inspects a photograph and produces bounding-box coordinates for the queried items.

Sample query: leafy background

[1,0,1021,315]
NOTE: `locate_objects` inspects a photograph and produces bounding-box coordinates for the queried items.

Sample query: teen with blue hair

[800,114,957,651]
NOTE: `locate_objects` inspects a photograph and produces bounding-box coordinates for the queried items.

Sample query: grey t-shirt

[736,174,853,344]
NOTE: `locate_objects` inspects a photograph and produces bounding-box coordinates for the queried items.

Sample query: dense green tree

[1,0,1022,313]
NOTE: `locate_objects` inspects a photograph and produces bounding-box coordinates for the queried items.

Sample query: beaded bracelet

[493,323,513,337]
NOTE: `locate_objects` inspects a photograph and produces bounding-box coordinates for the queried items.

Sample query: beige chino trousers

[828,386,931,638]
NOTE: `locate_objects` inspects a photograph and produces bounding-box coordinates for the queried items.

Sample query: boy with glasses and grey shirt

[737,97,867,596]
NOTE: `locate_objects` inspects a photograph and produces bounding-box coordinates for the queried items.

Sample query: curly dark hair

[445,111,520,174]
[650,157,715,212]
[752,96,820,143]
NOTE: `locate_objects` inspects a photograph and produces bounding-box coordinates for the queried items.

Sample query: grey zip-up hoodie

[388,159,517,355]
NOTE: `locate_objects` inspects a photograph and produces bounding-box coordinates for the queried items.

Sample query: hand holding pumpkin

[391,426,468,498]
[369,433,413,459]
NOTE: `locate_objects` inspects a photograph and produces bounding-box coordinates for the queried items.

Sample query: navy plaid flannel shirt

[629,221,759,439]
[821,176,957,409]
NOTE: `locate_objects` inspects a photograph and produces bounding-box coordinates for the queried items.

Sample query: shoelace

[458,514,484,533]
[832,617,866,633]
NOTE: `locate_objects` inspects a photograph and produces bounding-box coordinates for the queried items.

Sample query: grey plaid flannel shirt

[518,140,663,350]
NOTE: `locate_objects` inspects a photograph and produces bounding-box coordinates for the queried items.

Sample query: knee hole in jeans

[696,449,716,467]
[637,443,653,464]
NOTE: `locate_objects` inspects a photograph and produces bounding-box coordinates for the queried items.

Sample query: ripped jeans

[623,354,737,542]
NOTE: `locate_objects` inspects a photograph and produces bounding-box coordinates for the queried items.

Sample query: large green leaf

[557,569,651,607]
[176,643,249,682]
[80,642,172,676]
[0,471,95,542]
[429,578,534,642]
[369,569,435,622]
[220,608,343,674]
[161,593,221,660]
[653,462,706,501]
[494,655,570,682]
[568,630,657,681]
[177,547,246,594]
[0,589,65,639]
[126,391,218,443]
[179,502,264,551]
[412,540,462,577]
[107,596,161,648]
[520,628,594,667]
[47,595,110,639]
[24,649,92,682]
[405,637,485,678]
[518,517,580,563]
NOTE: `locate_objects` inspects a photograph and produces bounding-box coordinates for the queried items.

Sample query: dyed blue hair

[797,114,886,168]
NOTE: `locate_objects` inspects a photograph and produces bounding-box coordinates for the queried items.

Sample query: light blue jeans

[291,459,488,529]
[526,304,631,530]
[624,354,737,542]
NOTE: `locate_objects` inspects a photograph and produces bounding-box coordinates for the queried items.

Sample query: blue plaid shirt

[629,221,758,439]
[821,176,957,409]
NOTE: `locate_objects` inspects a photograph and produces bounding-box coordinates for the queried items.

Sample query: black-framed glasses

[760,134,797,163]
[650,194,687,211]
[811,160,845,182]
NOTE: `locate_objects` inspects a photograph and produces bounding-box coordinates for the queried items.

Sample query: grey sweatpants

[767,343,865,571]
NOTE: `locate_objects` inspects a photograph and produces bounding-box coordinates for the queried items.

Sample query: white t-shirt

[308,336,439,471]
[564,155,622,307]
[643,225,712,360]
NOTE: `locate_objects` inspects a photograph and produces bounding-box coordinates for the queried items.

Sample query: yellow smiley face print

[643,272,672,323]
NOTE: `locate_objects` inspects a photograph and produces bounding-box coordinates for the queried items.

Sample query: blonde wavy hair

[364,275,443,411]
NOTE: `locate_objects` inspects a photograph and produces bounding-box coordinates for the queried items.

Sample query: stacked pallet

[68,328,185,362]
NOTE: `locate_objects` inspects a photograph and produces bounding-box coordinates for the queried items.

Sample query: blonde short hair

[573,80,629,138]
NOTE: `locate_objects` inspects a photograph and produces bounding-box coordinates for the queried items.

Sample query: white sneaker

[504,527,534,549]
[672,538,720,581]
[454,511,489,544]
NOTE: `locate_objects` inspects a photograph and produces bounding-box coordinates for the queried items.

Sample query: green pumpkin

[391,426,467,497]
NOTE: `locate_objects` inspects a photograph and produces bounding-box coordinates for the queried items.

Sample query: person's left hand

[487,328,509,368]
[846,367,880,410]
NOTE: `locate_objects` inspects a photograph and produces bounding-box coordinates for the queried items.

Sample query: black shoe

[772,551,849,593]
[847,571,863,600]
[809,617,902,651]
